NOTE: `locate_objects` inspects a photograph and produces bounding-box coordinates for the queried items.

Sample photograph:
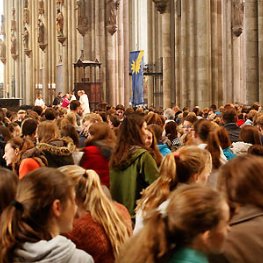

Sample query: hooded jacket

[110,147,159,215]
[14,235,94,263]
[37,137,75,168]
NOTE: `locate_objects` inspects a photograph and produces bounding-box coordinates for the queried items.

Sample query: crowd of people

[0,95,263,262]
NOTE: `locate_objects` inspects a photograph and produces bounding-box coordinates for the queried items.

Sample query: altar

[0,98,23,109]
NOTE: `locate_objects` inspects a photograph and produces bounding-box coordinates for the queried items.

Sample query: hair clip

[10,200,24,212]
[173,152,180,159]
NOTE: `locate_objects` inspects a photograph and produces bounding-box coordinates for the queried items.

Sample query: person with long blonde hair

[59,165,132,263]
[134,145,212,234]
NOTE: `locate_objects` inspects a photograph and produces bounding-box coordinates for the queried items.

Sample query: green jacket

[169,248,208,263]
[110,147,159,215]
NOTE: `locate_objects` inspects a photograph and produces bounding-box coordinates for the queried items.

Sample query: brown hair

[0,168,18,214]
[118,184,226,263]
[110,113,146,169]
[37,121,60,143]
[144,112,163,127]
[0,167,74,263]
[218,155,263,214]
[194,119,222,169]
[217,127,232,149]
[136,146,211,214]
[86,122,116,148]
[145,126,163,167]
[239,125,261,144]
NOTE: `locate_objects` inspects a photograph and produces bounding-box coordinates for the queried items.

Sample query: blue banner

[130,50,144,106]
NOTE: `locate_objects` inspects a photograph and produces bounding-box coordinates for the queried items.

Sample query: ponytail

[116,209,170,263]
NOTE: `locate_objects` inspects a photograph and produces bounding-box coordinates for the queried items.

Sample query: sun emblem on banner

[131,51,144,74]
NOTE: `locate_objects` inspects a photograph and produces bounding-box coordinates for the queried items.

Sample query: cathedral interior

[0,0,262,109]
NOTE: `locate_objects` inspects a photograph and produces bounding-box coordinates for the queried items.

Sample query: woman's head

[3,137,33,167]
[166,184,229,253]
[137,146,212,213]
[194,119,215,142]
[1,167,76,239]
[37,121,60,143]
[171,146,212,184]
[0,167,76,262]
[118,113,147,147]
[0,168,18,214]
[239,125,261,144]
[86,122,116,146]
[218,155,263,211]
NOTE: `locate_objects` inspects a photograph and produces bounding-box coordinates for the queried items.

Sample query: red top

[80,145,110,187]
[65,203,132,263]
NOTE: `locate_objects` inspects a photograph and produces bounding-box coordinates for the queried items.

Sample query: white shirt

[34,98,45,107]
[79,94,90,114]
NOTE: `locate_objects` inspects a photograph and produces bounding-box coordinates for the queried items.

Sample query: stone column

[123,0,130,106]
[195,0,211,107]
[106,35,117,106]
[118,0,124,103]
[245,0,259,103]
[99,0,106,101]
[258,0,263,103]
[147,0,154,107]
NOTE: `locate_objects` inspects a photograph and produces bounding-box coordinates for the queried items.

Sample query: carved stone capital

[39,43,47,51]
[57,35,66,44]
[12,54,18,60]
[77,25,89,37]
[152,0,169,14]
[24,49,32,57]
[0,57,6,64]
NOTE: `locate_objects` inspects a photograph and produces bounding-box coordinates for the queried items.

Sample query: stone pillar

[258,0,263,103]
[123,0,130,106]
[245,0,259,103]
[195,0,211,107]
[161,2,172,108]
[118,0,124,103]
[106,35,117,106]
[147,0,154,107]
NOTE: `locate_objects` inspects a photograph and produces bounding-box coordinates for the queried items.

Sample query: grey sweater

[14,235,94,263]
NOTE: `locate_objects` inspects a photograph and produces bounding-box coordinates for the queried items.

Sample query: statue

[23,8,30,24]
[56,0,64,4]
[232,0,244,37]
[0,39,6,58]
[39,0,44,15]
[0,15,5,35]
[76,0,88,36]
[107,0,120,35]
[24,0,28,8]
[23,27,29,49]
[38,19,44,44]
[10,33,17,55]
[56,9,64,36]
[11,8,16,31]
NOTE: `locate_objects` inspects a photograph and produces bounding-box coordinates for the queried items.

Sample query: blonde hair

[58,165,131,257]
[136,146,212,214]
[82,113,103,124]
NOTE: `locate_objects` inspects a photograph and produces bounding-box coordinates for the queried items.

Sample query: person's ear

[14,148,20,156]
[192,173,199,182]
[52,199,62,218]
